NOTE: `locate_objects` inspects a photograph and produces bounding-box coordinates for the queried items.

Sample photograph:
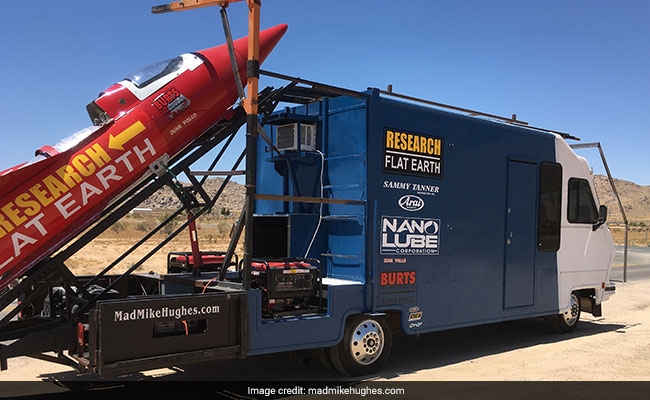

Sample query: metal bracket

[570,142,629,281]
[220,6,246,102]
[149,154,170,177]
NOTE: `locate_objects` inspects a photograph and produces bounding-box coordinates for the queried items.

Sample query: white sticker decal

[381,216,440,255]
[398,195,424,212]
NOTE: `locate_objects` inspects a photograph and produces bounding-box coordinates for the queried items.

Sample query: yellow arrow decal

[108,121,146,151]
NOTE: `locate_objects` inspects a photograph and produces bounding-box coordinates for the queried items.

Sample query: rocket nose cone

[258,24,288,65]
[194,24,287,93]
[196,24,287,70]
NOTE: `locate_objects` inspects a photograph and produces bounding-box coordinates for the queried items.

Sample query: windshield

[21,125,100,168]
[124,56,183,89]
[51,125,100,153]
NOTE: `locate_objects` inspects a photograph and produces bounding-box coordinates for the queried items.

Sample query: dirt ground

[62,211,242,276]
[61,216,640,278]
[381,277,650,381]
[62,218,647,278]
[610,226,650,247]
[1,263,649,383]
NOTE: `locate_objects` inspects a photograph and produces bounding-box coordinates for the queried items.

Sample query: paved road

[611,246,650,281]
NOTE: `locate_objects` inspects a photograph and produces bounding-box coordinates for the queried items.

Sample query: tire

[550,292,581,333]
[318,347,337,373]
[327,314,392,376]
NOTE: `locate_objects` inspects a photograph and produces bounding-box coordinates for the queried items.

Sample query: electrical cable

[304,150,325,258]
[202,274,219,294]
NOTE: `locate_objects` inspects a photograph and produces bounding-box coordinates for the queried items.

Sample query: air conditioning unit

[275,123,317,152]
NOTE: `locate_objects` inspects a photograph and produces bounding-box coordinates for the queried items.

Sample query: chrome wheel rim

[563,294,580,326]
[350,319,384,366]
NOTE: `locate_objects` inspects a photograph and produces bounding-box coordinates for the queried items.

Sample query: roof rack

[260,70,367,101]
[260,70,580,141]
[377,88,579,141]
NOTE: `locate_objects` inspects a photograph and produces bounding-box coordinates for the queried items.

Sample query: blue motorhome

[246,88,616,375]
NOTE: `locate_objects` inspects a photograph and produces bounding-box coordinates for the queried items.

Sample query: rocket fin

[0,153,68,195]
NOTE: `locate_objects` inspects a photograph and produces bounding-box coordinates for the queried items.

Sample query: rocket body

[0,24,287,289]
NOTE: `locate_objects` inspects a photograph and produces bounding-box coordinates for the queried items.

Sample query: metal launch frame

[0,75,366,372]
[0,87,280,370]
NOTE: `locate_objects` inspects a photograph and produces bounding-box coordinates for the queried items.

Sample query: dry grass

[610,225,650,247]
[61,210,644,278]
[63,210,243,276]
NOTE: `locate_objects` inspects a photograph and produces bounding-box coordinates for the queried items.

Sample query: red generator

[167,251,239,274]
[249,258,322,317]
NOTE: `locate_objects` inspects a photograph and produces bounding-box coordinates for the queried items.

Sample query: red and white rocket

[0,24,287,290]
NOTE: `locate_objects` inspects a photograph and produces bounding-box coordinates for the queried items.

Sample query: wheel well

[574,288,602,316]
[384,309,401,331]
[574,288,596,299]
[345,310,401,332]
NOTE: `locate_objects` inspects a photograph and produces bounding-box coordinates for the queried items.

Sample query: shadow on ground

[374,317,627,380]
[33,317,626,385]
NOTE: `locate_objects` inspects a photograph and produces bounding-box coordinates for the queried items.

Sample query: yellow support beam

[152,0,261,115]
[244,0,260,115]
[152,0,263,290]
[152,0,239,14]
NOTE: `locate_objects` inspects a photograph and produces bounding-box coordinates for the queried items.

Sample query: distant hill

[137,177,245,214]
[594,175,650,223]
[136,174,648,223]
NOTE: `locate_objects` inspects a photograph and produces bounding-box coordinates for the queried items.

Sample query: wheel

[318,347,337,373]
[550,292,581,333]
[327,314,392,376]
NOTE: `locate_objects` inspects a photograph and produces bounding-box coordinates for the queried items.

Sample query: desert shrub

[159,213,185,235]
[135,220,156,232]
[217,221,230,237]
[111,221,126,233]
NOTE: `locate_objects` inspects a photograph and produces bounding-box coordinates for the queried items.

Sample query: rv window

[568,178,598,224]
[538,162,562,251]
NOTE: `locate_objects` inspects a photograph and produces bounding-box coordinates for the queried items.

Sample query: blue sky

[0,1,648,184]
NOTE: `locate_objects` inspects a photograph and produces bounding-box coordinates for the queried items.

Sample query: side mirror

[592,205,607,231]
